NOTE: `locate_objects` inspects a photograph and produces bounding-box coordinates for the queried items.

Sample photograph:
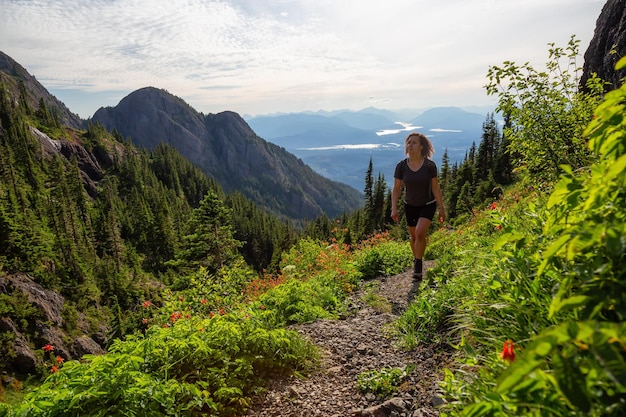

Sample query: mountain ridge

[91,86,363,220]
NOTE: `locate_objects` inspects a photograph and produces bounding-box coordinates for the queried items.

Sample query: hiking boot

[413,258,423,281]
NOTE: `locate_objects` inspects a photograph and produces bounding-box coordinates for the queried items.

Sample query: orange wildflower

[501,339,515,362]
[50,365,59,373]
[55,356,64,364]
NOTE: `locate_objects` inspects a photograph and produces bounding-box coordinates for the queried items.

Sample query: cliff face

[581,0,626,92]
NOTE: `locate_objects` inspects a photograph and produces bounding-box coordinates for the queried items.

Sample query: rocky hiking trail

[246,261,454,417]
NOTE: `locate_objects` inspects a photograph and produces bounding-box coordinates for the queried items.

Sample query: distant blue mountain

[245,107,495,190]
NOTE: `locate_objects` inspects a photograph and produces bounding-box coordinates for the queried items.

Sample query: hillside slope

[92,87,363,220]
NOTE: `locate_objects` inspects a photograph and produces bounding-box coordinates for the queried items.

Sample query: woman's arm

[391,178,403,222]
[431,177,446,223]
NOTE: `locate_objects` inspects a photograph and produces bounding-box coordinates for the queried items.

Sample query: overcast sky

[1,0,606,119]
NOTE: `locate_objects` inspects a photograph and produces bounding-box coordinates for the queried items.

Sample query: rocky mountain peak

[92,88,362,219]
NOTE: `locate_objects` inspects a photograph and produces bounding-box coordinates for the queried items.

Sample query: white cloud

[0,0,606,118]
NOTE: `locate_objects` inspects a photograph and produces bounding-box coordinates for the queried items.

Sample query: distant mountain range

[245,106,495,190]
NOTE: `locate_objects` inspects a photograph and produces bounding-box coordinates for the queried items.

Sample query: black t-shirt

[394,158,437,206]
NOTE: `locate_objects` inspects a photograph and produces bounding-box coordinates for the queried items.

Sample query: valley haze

[245,106,493,191]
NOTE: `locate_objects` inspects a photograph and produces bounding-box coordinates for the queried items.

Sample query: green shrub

[357,365,415,398]
[354,240,412,279]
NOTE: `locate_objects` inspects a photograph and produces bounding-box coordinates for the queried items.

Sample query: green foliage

[485,35,603,180]
[11,313,318,416]
[440,113,512,221]
[354,237,413,280]
[361,282,392,314]
[411,55,626,416]
[357,365,415,398]
[257,275,345,326]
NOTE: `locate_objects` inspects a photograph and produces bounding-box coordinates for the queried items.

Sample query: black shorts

[404,202,436,227]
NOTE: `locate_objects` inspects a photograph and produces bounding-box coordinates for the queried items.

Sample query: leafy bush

[12,313,318,416]
[357,365,415,398]
[256,274,345,326]
[354,239,412,279]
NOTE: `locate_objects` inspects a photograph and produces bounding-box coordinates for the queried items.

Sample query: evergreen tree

[372,173,387,232]
[474,113,500,182]
[363,157,375,234]
[494,113,514,185]
[175,190,242,275]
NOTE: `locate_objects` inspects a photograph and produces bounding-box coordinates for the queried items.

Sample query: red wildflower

[201,299,207,304]
[501,339,515,362]
[42,344,54,353]
[55,355,64,364]
[50,365,59,373]
[142,318,148,324]
[142,301,151,308]
[490,202,497,210]
[170,311,183,323]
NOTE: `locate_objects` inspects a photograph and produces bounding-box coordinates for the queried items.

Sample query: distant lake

[286,139,469,192]
[254,114,481,192]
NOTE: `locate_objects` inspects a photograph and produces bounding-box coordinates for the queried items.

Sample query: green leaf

[591,331,626,387]
[606,153,626,181]
[538,234,571,275]
[549,295,590,317]
[461,401,494,417]
[552,354,591,412]
[496,355,545,394]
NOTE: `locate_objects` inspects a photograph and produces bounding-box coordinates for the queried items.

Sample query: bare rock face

[3,274,65,327]
[0,318,38,374]
[73,336,106,358]
[581,0,626,92]
[0,274,107,374]
[29,126,107,198]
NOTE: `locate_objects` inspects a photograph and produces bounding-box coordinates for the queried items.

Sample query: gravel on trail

[245,261,455,417]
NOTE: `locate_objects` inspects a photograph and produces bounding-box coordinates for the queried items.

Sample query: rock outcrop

[581,0,626,92]
[0,274,106,375]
